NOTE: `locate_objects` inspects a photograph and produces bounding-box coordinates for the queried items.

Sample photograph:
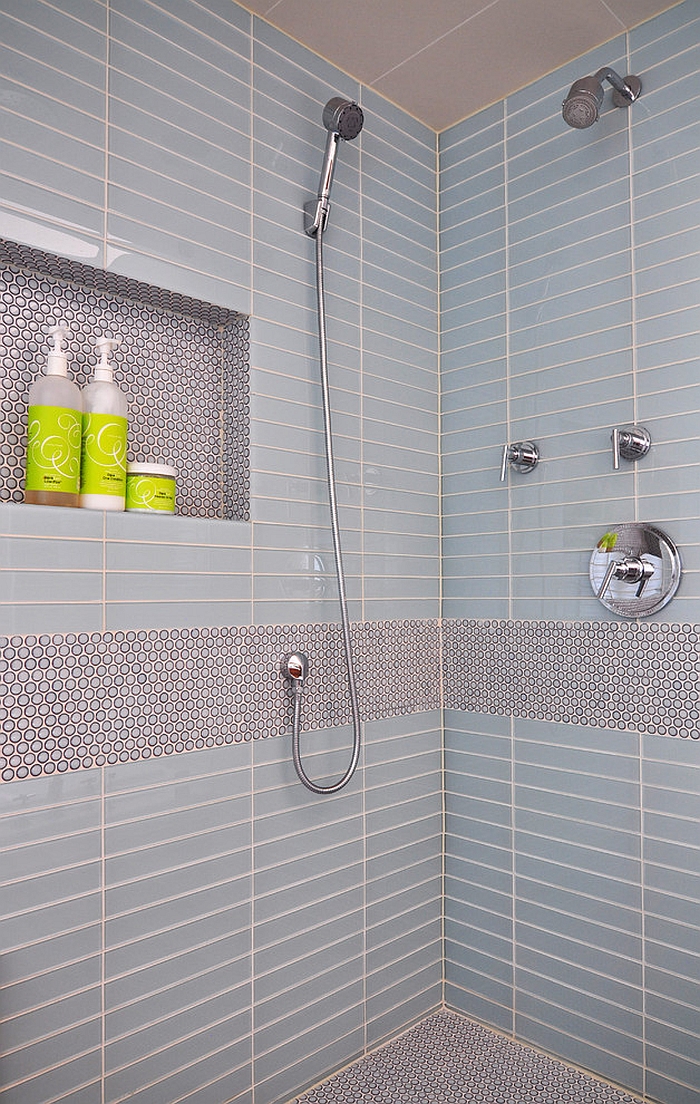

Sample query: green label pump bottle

[80,335,128,511]
[25,323,83,507]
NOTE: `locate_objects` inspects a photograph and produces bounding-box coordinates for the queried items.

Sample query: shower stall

[0,2,699,1104]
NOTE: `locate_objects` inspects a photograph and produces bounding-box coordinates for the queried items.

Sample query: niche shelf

[0,237,250,521]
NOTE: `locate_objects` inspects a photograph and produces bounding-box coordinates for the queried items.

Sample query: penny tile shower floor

[292,1010,644,1103]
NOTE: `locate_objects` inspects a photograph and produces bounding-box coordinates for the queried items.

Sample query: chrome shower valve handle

[500,441,539,481]
[596,555,654,600]
[611,425,651,470]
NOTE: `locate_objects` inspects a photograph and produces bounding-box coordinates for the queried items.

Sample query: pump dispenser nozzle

[47,323,71,376]
[94,336,121,382]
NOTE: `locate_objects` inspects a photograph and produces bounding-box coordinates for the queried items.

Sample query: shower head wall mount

[562,67,641,129]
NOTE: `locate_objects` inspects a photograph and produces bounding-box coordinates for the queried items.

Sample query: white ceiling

[238,0,685,130]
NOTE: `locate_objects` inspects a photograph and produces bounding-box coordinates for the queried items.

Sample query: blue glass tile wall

[0,713,442,1104]
[0,0,439,638]
[440,4,700,1102]
[0,2,440,1101]
[445,710,700,1103]
[440,4,700,626]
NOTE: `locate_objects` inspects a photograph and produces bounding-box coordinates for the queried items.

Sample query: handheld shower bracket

[304,198,330,237]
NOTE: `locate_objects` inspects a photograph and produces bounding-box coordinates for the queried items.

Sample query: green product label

[26,405,81,495]
[125,474,176,513]
[81,413,128,498]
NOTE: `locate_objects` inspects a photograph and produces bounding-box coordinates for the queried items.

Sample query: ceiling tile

[237,0,687,129]
[242,0,281,13]
[374,0,625,130]
[603,0,683,25]
[255,0,490,84]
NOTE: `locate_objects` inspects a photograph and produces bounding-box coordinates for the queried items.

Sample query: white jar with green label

[125,463,176,514]
[80,336,128,511]
[25,323,82,508]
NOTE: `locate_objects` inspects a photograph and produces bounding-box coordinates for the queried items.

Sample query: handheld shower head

[305,96,364,236]
[322,96,364,141]
[562,67,641,129]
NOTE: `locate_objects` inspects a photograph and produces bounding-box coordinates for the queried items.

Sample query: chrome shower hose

[290,225,361,794]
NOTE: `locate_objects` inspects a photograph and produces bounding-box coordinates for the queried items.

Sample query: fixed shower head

[562,75,605,129]
[562,67,642,129]
[305,96,364,236]
[322,96,364,141]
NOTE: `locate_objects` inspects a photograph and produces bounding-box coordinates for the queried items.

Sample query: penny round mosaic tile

[0,619,441,782]
[1,614,698,782]
[443,619,700,740]
[292,1010,644,1104]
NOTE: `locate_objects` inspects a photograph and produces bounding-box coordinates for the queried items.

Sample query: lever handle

[500,444,510,482]
[597,556,654,600]
[611,425,651,470]
[636,561,654,598]
[500,440,539,481]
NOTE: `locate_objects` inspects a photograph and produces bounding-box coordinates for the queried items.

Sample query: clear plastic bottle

[25,323,82,507]
[80,336,128,510]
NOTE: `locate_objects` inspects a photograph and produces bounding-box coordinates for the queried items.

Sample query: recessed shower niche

[0,238,250,520]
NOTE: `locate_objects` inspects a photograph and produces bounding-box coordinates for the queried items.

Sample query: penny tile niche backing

[0,238,250,520]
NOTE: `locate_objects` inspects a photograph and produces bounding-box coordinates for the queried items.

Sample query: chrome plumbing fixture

[304,96,364,237]
[282,651,331,792]
[589,523,681,618]
[611,425,651,470]
[283,639,361,795]
[596,555,654,601]
[288,96,364,795]
[283,652,308,683]
[500,441,539,481]
[562,67,641,129]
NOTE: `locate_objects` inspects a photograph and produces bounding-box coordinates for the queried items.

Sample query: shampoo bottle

[80,335,128,511]
[25,323,82,507]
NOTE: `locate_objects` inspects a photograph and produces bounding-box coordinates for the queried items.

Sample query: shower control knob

[611,425,651,470]
[500,441,539,481]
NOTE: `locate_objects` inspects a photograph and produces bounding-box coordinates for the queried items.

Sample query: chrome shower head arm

[594,66,641,103]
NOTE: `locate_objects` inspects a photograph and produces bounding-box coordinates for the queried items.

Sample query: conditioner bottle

[25,323,82,507]
[80,335,128,510]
